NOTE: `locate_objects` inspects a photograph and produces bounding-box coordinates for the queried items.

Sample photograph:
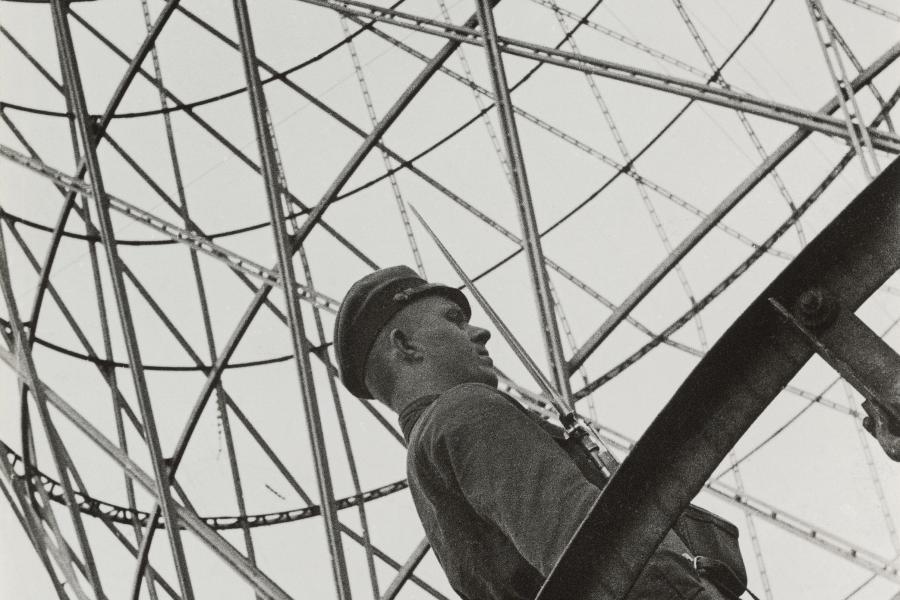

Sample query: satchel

[674,505,748,598]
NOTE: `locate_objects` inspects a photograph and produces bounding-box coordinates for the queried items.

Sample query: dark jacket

[400,382,737,600]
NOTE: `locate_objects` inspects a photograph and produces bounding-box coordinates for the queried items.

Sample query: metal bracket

[770,291,900,460]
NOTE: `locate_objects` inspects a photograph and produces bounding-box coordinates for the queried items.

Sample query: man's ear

[388,328,421,362]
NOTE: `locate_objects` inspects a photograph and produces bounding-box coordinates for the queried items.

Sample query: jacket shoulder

[428,383,520,425]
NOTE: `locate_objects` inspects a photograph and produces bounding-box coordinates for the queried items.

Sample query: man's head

[334,266,497,408]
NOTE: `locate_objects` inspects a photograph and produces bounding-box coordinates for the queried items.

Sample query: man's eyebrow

[444,305,467,320]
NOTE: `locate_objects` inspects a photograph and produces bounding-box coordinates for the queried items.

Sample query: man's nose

[468,324,491,345]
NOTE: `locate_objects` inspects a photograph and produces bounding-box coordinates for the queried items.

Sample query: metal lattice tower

[1,1,899,599]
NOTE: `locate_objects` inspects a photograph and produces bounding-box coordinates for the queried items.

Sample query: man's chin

[479,369,499,388]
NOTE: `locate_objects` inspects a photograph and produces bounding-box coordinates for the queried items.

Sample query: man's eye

[447,311,465,325]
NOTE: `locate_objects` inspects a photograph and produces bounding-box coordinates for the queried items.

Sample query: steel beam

[297,0,900,152]
[67,9,378,272]
[25,0,180,346]
[0,346,296,600]
[0,224,101,600]
[0,451,73,600]
[566,42,900,374]
[537,156,900,599]
[47,2,194,597]
[572,83,900,398]
[299,248,382,597]
[380,539,430,600]
[474,0,572,400]
[231,1,352,596]
[287,1,499,249]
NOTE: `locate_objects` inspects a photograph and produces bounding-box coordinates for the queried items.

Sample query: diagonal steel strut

[47,2,195,597]
[474,0,572,401]
[231,0,352,596]
[566,41,900,375]
[297,0,900,152]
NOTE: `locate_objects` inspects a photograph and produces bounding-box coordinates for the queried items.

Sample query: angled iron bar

[150,0,261,590]
[475,0,572,400]
[97,508,182,600]
[341,17,794,261]
[0,226,100,600]
[5,33,168,597]
[298,0,900,152]
[23,0,180,345]
[340,527,450,600]
[380,538,430,600]
[299,247,380,596]
[574,83,900,397]
[825,17,896,134]
[47,2,194,597]
[705,480,900,583]
[65,10,378,272]
[62,63,156,597]
[74,192,150,600]
[347,18,793,263]
[807,0,880,178]
[671,0,806,248]
[0,144,341,313]
[0,26,64,93]
[528,0,709,80]
[566,42,900,375]
[0,454,72,600]
[286,0,500,251]
[842,0,900,22]
[0,348,296,600]
[548,1,708,350]
[2,216,149,442]
[26,457,111,600]
[231,1,351,597]
[435,0,512,183]
[340,15,425,277]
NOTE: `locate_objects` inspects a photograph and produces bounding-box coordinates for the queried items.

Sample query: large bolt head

[794,287,838,329]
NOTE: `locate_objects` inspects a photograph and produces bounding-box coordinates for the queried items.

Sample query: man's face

[402,295,497,389]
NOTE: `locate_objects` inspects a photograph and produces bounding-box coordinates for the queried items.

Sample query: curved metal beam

[537,156,900,599]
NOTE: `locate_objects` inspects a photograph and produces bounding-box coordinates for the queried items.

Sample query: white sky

[1,0,899,598]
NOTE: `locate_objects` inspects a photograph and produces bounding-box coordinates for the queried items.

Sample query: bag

[674,505,747,598]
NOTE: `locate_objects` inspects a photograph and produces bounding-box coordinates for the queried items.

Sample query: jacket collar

[398,394,440,444]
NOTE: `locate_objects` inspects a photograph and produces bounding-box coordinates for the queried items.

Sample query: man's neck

[390,376,463,414]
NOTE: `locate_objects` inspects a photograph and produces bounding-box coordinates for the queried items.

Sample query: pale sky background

[1,0,899,599]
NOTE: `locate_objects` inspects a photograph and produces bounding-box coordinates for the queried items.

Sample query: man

[335,266,747,600]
